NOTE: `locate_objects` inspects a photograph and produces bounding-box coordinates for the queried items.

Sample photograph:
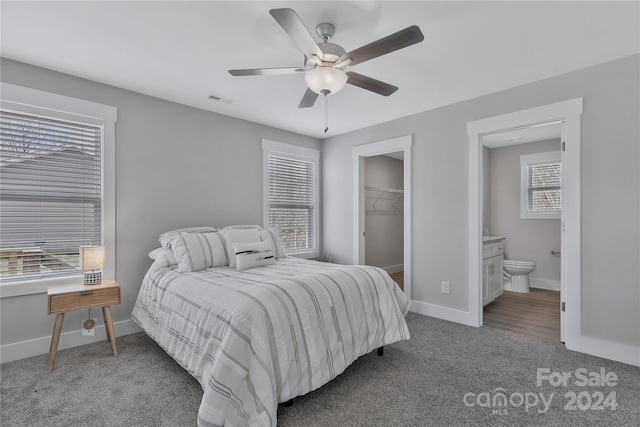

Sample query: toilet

[503,260,536,293]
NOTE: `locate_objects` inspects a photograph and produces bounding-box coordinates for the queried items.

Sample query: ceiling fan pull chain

[324,94,329,133]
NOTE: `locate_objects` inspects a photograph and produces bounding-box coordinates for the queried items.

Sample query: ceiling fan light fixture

[305,67,347,95]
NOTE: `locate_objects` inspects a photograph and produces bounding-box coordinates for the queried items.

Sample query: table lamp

[79,245,105,285]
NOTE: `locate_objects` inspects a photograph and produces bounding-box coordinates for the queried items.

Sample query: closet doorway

[353,135,412,299]
[364,154,405,289]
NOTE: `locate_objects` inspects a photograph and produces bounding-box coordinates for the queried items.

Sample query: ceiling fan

[229,8,425,109]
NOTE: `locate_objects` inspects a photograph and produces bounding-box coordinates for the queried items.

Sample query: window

[520,151,561,219]
[0,83,116,297]
[262,140,319,258]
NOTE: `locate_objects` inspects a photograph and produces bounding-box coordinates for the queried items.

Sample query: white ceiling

[1,1,638,139]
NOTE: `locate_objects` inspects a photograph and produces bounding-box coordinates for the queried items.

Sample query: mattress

[132,256,410,426]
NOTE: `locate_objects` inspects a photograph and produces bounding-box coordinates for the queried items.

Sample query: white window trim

[262,139,320,259]
[0,83,116,298]
[520,151,561,220]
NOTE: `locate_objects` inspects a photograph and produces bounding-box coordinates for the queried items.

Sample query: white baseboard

[0,318,142,364]
[383,264,404,274]
[579,335,640,367]
[530,278,561,291]
[409,300,477,327]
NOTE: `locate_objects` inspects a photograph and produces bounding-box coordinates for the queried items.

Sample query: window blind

[0,110,102,282]
[268,154,315,252]
[528,162,561,212]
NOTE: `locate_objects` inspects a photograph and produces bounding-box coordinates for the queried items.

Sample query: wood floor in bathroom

[389,272,559,342]
[483,288,561,342]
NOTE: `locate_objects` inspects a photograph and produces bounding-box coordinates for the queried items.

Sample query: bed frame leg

[283,399,293,407]
[377,346,384,356]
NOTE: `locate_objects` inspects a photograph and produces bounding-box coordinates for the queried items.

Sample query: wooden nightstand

[47,280,121,371]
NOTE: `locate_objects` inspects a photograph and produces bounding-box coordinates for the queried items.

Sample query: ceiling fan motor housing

[305,42,347,69]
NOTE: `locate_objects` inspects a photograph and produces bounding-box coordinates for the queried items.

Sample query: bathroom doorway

[480,123,562,341]
[467,99,583,351]
[364,154,405,290]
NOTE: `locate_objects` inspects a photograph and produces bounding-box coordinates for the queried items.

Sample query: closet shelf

[365,186,403,194]
[365,186,404,214]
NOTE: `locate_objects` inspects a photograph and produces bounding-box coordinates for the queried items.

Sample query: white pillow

[233,241,275,271]
[219,227,285,267]
[219,228,262,268]
[170,231,227,272]
[267,227,287,258]
[148,247,177,266]
[221,225,264,230]
[159,226,217,248]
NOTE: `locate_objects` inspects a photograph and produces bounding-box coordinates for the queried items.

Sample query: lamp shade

[305,67,348,95]
[79,245,105,271]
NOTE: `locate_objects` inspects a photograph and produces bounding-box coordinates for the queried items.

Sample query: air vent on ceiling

[207,94,233,104]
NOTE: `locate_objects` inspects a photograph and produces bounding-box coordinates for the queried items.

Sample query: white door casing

[353,135,412,300]
[467,98,582,351]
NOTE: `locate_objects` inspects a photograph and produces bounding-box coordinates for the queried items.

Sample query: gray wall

[364,155,404,270]
[0,58,320,348]
[488,139,561,281]
[2,54,639,355]
[323,54,639,347]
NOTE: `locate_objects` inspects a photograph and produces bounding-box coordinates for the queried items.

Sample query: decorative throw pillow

[170,231,227,273]
[159,226,217,248]
[233,240,275,271]
[219,228,275,268]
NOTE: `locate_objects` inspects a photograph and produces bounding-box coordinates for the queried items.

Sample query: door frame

[353,135,412,299]
[467,99,582,351]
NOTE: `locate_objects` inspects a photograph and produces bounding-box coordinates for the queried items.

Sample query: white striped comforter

[131,257,410,427]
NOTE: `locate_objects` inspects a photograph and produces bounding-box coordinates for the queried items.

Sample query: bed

[131,226,410,426]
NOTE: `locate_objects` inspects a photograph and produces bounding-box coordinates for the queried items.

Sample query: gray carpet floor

[1,312,638,426]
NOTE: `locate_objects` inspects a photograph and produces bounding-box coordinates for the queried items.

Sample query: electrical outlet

[81,318,98,336]
[441,281,450,294]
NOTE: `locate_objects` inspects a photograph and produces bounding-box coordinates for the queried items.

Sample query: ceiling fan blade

[342,25,424,66]
[298,87,319,108]
[346,72,398,96]
[270,8,324,59]
[229,67,304,76]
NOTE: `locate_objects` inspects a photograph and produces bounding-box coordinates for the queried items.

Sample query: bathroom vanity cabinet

[482,238,504,306]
